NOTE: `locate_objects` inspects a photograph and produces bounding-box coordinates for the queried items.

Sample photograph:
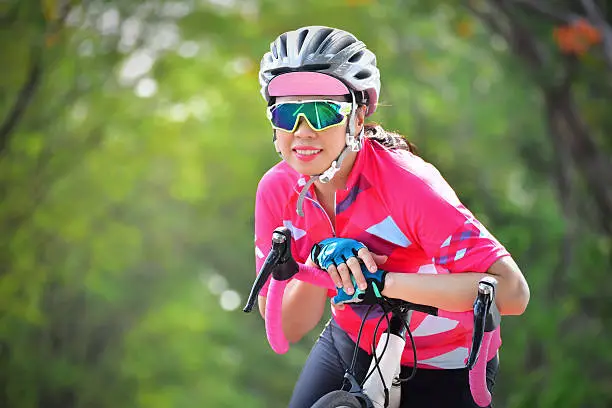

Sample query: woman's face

[273,95,364,176]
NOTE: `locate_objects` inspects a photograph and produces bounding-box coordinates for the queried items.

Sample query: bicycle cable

[335,300,420,399]
[397,315,418,382]
[362,301,419,386]
[363,302,393,407]
[361,302,392,385]
[348,304,376,373]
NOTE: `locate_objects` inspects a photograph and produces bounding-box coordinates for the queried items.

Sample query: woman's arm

[381,256,529,315]
[258,278,329,343]
[253,176,330,343]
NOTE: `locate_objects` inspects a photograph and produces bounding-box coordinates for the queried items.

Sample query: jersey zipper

[303,192,336,237]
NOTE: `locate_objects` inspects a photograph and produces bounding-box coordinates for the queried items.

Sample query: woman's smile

[292,146,323,161]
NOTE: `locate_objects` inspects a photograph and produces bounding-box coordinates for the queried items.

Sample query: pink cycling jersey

[254,137,508,369]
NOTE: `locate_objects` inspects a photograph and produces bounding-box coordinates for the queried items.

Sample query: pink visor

[268,72,350,97]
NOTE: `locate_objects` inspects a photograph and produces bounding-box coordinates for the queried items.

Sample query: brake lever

[243,227,296,313]
[271,228,299,281]
[466,276,500,369]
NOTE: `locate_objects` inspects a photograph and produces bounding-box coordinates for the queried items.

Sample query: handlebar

[243,227,500,406]
[243,228,290,313]
[243,227,335,353]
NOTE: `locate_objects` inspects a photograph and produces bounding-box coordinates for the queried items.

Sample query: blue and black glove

[332,267,387,306]
[310,237,387,306]
[310,238,366,270]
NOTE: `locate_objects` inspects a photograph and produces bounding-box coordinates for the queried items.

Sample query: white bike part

[362,332,405,408]
[388,375,401,408]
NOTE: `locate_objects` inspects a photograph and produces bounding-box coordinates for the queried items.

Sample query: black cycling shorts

[288,319,498,408]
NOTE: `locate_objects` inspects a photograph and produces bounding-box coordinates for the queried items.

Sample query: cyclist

[253,26,530,408]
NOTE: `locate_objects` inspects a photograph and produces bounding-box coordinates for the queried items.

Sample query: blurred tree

[463,1,612,406]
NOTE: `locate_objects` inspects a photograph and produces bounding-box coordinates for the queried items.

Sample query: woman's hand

[326,247,387,295]
[310,238,387,293]
[324,246,387,312]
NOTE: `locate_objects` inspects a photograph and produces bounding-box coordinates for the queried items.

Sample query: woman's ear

[273,132,282,156]
[356,105,367,130]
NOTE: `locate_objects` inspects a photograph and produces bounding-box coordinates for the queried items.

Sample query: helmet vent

[354,70,371,80]
[269,64,331,76]
[297,29,308,51]
[301,63,332,71]
[348,51,364,63]
[329,36,355,54]
[313,28,335,52]
[279,33,288,58]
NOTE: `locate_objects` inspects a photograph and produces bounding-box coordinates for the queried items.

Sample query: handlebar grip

[294,263,336,289]
[265,278,290,354]
[265,263,336,354]
[468,331,494,407]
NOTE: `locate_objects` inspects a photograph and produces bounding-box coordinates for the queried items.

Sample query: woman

[253,26,530,408]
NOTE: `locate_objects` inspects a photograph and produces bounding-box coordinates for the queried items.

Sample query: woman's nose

[293,117,316,138]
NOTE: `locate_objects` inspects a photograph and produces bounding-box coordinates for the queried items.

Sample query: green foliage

[0,0,610,407]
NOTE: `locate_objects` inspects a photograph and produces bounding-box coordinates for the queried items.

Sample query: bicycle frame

[361,307,413,408]
[244,226,501,408]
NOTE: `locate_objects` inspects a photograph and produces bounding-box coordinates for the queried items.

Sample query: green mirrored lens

[270,101,346,132]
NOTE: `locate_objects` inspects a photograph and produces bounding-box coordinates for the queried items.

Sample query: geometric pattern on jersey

[411,315,459,337]
[353,230,398,257]
[465,216,492,238]
[366,216,411,247]
[335,182,413,257]
[336,175,371,214]
[282,219,307,240]
[418,346,469,369]
[348,303,386,321]
[434,217,486,266]
[416,264,439,274]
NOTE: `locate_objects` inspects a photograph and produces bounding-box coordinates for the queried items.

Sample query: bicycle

[244,226,501,408]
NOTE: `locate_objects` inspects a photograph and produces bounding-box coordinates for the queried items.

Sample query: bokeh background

[1,0,611,407]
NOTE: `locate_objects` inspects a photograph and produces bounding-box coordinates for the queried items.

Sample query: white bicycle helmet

[259,26,380,116]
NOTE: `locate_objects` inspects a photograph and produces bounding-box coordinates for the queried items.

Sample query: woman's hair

[363,123,418,154]
[352,91,417,154]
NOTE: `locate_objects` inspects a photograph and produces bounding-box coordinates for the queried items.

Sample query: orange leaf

[456,20,474,38]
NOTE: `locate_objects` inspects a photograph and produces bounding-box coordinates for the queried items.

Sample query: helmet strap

[345,90,363,152]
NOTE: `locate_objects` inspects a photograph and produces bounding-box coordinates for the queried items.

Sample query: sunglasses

[266,100,353,133]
